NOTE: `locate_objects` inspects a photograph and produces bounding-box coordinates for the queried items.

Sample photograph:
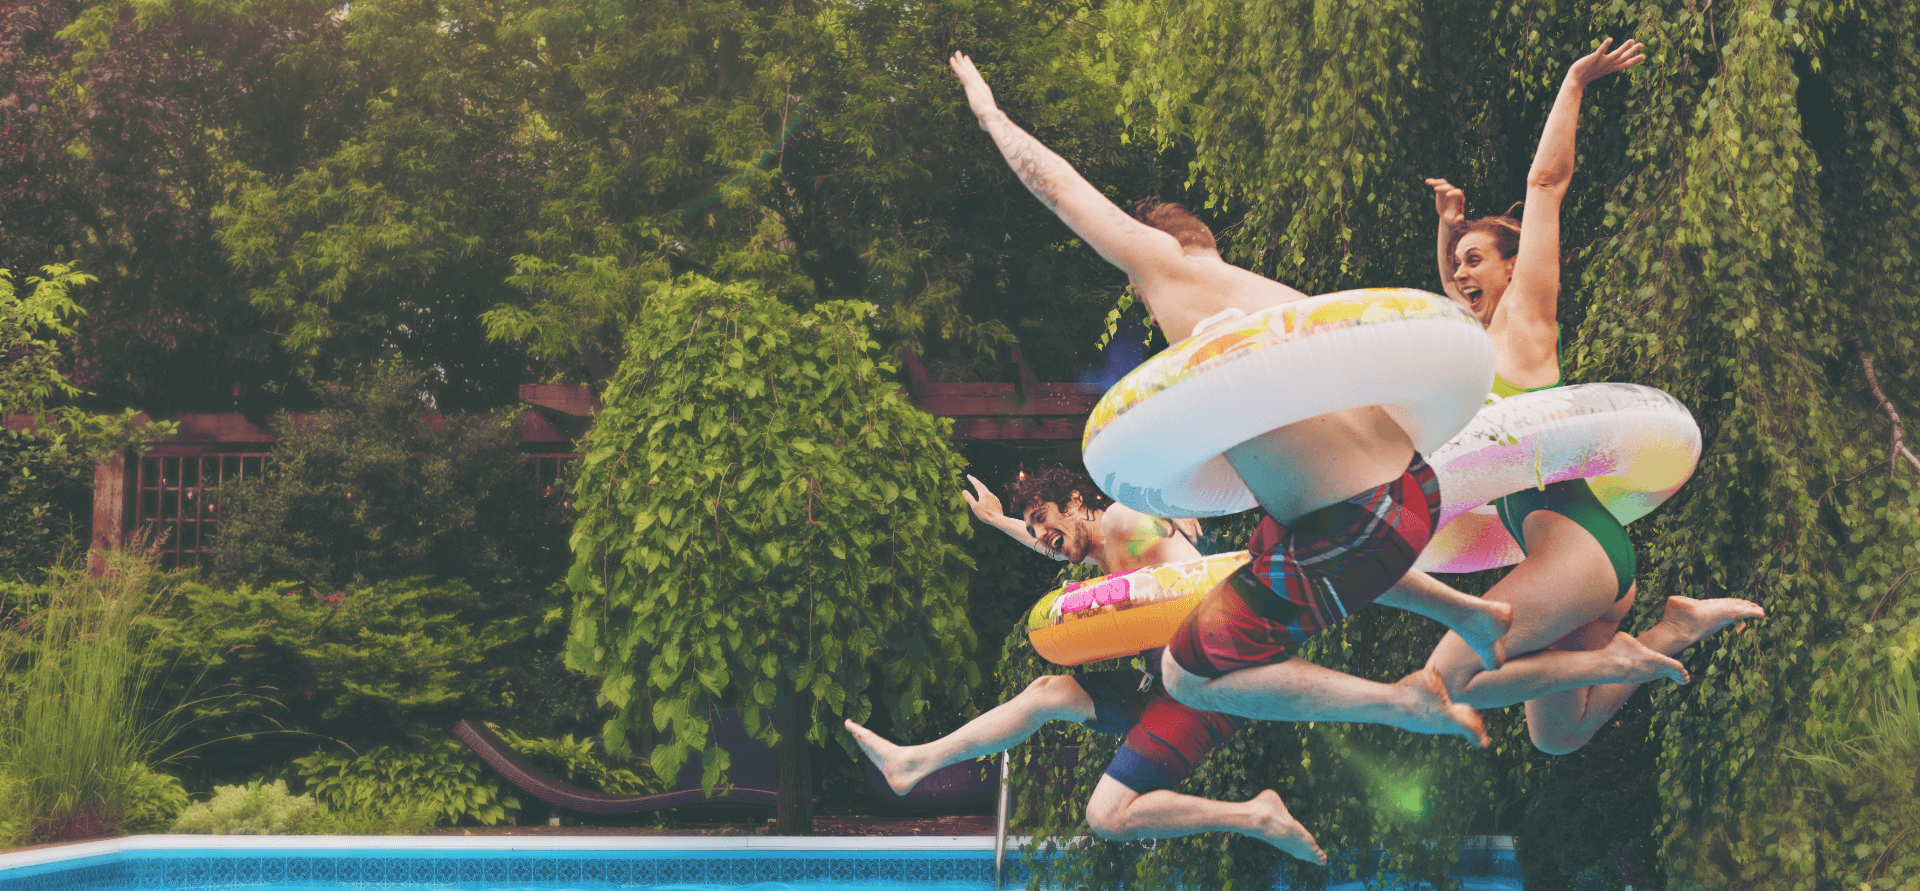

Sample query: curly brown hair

[1131,198,1217,252]
[1005,465,1113,520]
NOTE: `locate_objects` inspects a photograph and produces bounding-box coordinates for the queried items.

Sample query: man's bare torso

[1094,504,1203,574]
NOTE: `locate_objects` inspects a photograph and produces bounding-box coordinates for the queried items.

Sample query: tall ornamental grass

[0,548,186,845]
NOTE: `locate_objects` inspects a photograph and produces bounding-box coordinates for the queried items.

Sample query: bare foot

[1601,631,1689,685]
[1392,668,1488,748]
[1659,595,1766,644]
[1244,789,1327,865]
[1458,600,1512,672]
[844,719,926,795]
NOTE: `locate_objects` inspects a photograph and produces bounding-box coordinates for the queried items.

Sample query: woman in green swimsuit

[1402,38,1765,754]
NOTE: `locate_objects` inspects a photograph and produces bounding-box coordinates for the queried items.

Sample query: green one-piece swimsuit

[1490,371,1636,598]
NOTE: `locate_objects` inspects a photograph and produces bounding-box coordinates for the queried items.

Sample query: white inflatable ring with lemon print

[1415,382,1702,574]
[1082,288,1496,517]
[1026,551,1252,666]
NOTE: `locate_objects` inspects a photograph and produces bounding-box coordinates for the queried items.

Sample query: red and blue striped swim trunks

[1168,454,1441,679]
[1077,667,1243,793]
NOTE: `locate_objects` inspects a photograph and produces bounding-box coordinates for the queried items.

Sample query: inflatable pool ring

[1027,551,1252,666]
[1415,382,1701,574]
[1082,289,1495,517]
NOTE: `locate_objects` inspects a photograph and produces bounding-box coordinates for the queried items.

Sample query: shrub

[170,781,320,835]
[124,762,192,833]
[0,266,175,580]
[149,576,560,774]
[566,277,977,806]
[294,739,516,827]
[206,360,569,595]
[0,549,186,846]
[493,726,658,795]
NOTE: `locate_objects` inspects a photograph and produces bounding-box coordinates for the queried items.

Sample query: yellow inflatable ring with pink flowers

[1026,551,1252,666]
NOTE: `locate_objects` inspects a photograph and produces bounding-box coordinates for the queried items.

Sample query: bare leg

[1441,627,1688,709]
[1377,569,1512,671]
[1435,580,1687,709]
[1424,511,1630,698]
[1524,595,1764,753]
[1161,649,1487,748]
[1084,776,1327,865]
[845,675,1095,795]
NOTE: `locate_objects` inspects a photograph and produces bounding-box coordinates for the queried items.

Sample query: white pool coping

[1,833,1514,874]
[0,834,1020,873]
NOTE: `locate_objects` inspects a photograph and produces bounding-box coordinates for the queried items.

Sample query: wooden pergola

[35,357,1098,566]
[898,348,1101,441]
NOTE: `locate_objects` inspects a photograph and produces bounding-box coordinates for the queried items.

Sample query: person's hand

[1567,38,1646,88]
[961,474,1004,523]
[1426,178,1466,228]
[949,51,1003,126]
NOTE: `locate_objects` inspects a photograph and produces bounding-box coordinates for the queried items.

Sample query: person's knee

[1529,725,1591,756]
[1025,675,1083,710]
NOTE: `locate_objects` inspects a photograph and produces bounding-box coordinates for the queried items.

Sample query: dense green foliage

[0,550,190,846]
[149,576,547,768]
[492,725,660,796]
[8,0,1169,408]
[0,265,172,577]
[991,1,1920,888]
[294,740,518,827]
[207,361,570,593]
[169,781,322,836]
[566,274,976,790]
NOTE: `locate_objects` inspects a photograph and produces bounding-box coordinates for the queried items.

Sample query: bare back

[1142,257,1417,525]
[1139,253,1312,344]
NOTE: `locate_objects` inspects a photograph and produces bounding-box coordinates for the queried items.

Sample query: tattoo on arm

[985,116,1062,210]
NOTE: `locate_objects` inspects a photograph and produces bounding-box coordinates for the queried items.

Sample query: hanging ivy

[1000,1,1920,888]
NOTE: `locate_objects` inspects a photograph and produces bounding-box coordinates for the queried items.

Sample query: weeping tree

[564,274,978,833]
[988,0,1920,888]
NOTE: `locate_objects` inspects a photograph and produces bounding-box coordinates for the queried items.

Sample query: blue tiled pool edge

[1,835,1519,890]
[10,838,1020,891]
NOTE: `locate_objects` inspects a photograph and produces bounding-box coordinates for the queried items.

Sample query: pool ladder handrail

[993,750,1011,891]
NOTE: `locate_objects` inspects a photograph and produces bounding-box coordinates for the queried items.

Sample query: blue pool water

[0,839,1524,891]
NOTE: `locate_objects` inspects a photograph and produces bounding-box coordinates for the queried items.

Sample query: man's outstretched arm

[962,475,1071,561]
[950,52,1182,280]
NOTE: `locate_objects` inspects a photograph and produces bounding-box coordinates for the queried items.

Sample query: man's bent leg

[847,674,1095,795]
[1084,777,1327,865]
[1160,649,1486,747]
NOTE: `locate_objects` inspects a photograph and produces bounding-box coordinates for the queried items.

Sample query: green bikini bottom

[1493,478,1636,599]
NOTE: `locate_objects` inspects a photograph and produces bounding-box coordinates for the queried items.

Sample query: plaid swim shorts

[1168,454,1441,679]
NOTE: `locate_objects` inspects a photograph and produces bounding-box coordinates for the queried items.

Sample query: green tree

[2,1,365,413]
[564,274,976,832]
[0,265,172,576]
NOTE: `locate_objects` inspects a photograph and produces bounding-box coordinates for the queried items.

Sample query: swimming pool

[0,835,1522,891]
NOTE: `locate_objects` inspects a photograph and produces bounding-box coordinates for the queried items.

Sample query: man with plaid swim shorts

[947,49,1497,746]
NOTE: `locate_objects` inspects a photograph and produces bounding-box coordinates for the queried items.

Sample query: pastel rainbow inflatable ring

[1415,382,1702,574]
[1082,289,1495,517]
[1026,551,1251,666]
